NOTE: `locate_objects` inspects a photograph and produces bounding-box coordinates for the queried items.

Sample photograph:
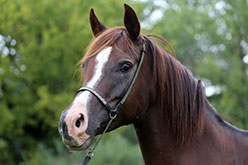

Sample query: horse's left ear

[89,8,107,37]
[124,4,140,40]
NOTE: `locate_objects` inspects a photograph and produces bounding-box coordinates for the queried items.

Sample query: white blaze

[68,46,112,109]
[75,46,112,105]
[74,46,112,105]
[65,46,113,143]
[74,91,90,106]
[87,46,112,88]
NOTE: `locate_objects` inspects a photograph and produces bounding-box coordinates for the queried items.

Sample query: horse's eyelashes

[120,62,133,72]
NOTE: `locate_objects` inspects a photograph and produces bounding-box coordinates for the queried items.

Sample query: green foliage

[20,127,142,165]
[89,127,142,165]
[0,0,144,164]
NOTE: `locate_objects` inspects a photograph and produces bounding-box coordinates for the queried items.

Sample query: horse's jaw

[63,137,93,151]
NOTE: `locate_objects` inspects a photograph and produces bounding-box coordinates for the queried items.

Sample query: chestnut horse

[59,4,248,165]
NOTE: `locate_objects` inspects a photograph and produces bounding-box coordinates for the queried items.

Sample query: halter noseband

[77,38,146,116]
[78,38,146,165]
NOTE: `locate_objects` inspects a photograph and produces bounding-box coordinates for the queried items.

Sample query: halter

[78,38,146,165]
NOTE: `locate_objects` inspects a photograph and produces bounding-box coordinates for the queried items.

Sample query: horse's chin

[66,138,93,151]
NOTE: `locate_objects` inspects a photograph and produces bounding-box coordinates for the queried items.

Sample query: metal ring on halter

[109,112,117,119]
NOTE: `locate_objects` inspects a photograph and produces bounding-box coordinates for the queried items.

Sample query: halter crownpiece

[78,38,146,165]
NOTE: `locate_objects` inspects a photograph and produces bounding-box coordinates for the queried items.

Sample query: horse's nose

[59,112,88,142]
[59,91,90,146]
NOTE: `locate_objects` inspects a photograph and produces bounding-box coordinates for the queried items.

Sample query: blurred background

[0,0,248,164]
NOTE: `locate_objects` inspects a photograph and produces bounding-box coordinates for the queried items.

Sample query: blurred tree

[0,0,144,164]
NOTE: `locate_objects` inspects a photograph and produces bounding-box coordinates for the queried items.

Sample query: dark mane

[144,36,205,144]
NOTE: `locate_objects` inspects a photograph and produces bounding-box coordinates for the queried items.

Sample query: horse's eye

[120,63,132,72]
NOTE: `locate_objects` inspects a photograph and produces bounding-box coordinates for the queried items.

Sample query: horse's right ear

[124,4,140,40]
[89,8,107,37]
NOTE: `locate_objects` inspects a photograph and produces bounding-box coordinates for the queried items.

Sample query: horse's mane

[79,27,205,144]
[144,35,205,144]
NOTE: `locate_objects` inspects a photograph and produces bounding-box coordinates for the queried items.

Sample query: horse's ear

[124,4,140,40]
[89,8,107,37]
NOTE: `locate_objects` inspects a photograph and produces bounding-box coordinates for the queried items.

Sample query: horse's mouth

[66,138,93,151]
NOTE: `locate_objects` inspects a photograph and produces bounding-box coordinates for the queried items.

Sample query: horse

[59,4,248,165]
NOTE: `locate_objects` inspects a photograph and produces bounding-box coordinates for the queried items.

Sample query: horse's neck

[133,103,175,164]
[133,47,248,164]
[133,98,247,164]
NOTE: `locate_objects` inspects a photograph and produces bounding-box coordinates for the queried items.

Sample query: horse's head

[58,4,151,151]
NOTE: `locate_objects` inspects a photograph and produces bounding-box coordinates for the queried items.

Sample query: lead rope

[81,113,117,165]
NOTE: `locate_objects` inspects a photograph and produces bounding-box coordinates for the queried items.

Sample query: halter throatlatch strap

[78,38,146,165]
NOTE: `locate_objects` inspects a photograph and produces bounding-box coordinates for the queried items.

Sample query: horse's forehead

[86,46,113,66]
[95,46,112,63]
[84,46,112,88]
[91,45,130,63]
[84,45,132,85]
[85,43,134,75]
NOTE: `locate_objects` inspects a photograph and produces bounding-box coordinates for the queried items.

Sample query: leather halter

[79,38,146,165]
[77,38,146,116]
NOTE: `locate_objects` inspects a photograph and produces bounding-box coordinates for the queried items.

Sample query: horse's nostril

[76,120,80,128]
[75,114,84,128]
